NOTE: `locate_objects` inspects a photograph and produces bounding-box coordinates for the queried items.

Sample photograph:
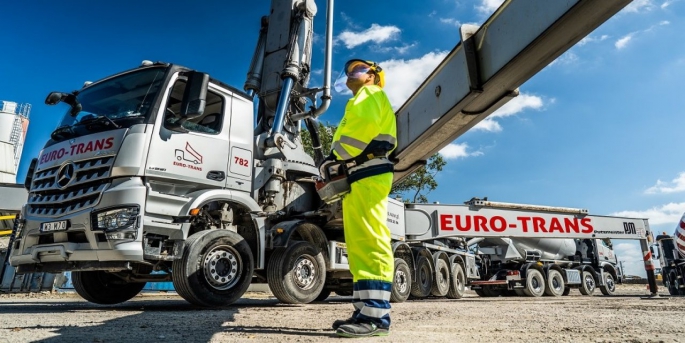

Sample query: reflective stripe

[375,134,396,145]
[353,301,364,310]
[360,306,391,319]
[339,135,369,150]
[332,142,354,160]
[357,289,391,301]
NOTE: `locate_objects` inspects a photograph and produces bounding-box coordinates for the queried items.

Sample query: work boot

[336,322,389,338]
[331,317,356,330]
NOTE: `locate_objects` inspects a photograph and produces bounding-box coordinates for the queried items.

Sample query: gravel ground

[1,284,683,343]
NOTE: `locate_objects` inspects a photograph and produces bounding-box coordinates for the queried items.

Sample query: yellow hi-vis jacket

[332,85,397,183]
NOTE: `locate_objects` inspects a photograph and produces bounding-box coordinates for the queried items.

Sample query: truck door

[145,76,231,188]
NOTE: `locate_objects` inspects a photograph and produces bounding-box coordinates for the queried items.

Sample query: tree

[301,122,445,203]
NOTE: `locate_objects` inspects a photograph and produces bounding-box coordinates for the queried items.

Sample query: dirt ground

[1,284,683,343]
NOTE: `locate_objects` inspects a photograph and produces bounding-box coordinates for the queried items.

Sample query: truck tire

[446,263,466,299]
[390,258,411,303]
[430,259,450,297]
[514,289,526,296]
[544,269,564,297]
[666,271,679,295]
[315,288,332,302]
[172,229,254,307]
[72,271,145,305]
[599,272,616,296]
[562,286,571,296]
[267,241,326,304]
[523,269,545,297]
[578,271,596,296]
[482,286,502,297]
[410,256,433,298]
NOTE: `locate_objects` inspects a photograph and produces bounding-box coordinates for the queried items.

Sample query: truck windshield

[52,67,166,141]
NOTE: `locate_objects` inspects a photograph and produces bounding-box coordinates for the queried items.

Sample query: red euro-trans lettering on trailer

[439,214,593,234]
[39,137,114,165]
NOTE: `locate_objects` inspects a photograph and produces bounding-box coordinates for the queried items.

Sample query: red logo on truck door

[439,215,593,234]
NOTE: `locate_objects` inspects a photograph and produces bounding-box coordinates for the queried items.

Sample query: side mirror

[44,91,82,116]
[180,71,209,119]
[650,245,658,260]
[23,158,38,191]
[45,92,65,105]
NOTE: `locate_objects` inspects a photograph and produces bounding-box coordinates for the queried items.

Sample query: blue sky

[2,0,684,276]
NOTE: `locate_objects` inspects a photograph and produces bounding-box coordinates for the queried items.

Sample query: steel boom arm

[392,0,631,183]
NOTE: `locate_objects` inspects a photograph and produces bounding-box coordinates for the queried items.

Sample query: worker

[326,59,396,338]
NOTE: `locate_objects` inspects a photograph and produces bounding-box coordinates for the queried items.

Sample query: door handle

[207,171,225,181]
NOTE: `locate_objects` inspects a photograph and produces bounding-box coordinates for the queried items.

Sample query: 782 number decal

[234,157,249,167]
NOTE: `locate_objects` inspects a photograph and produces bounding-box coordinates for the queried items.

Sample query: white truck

[9,0,657,306]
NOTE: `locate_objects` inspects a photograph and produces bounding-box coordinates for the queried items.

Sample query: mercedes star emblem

[56,162,76,188]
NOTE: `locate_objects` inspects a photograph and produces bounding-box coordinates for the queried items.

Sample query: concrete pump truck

[7,0,660,306]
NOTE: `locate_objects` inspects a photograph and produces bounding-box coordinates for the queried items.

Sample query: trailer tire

[562,286,571,296]
[172,229,254,307]
[72,271,145,305]
[315,288,332,302]
[599,272,616,296]
[446,263,466,299]
[391,258,412,303]
[267,241,326,304]
[514,289,526,296]
[474,289,486,297]
[666,271,679,296]
[410,256,433,298]
[544,269,565,297]
[523,269,545,297]
[578,271,596,296]
[430,259,450,297]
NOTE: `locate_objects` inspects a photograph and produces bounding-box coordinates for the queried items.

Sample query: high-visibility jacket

[332,85,397,183]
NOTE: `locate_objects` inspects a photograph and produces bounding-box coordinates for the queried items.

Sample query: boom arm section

[392,0,631,183]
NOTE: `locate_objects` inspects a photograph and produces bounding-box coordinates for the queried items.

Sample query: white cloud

[472,94,545,132]
[440,18,461,27]
[477,0,504,14]
[337,24,401,49]
[615,34,634,49]
[549,51,579,66]
[578,34,610,46]
[611,202,685,226]
[623,0,657,12]
[645,172,685,194]
[379,51,449,108]
[378,43,417,55]
[439,143,483,160]
[661,1,674,9]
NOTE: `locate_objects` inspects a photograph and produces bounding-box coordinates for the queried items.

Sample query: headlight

[92,206,139,240]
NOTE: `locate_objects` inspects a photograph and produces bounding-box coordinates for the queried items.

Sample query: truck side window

[163,80,224,134]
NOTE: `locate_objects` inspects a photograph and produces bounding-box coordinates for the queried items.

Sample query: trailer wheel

[410,256,433,298]
[446,263,466,299]
[315,288,332,302]
[430,259,450,297]
[514,289,526,296]
[172,229,254,307]
[523,269,545,297]
[578,271,596,296]
[562,286,571,296]
[72,271,145,305]
[390,258,411,303]
[544,270,564,297]
[267,241,326,304]
[599,272,616,296]
[474,289,486,297]
[666,271,679,295]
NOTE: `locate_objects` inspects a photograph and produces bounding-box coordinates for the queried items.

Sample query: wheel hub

[203,245,241,290]
[585,275,595,290]
[395,270,408,293]
[294,256,316,289]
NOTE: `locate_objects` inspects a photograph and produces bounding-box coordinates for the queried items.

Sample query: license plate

[40,220,68,232]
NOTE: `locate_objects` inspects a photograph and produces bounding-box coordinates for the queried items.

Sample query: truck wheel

[315,288,332,302]
[72,271,145,305]
[474,289,486,297]
[172,229,254,307]
[446,263,466,299]
[544,270,564,297]
[390,258,411,303]
[410,256,433,298]
[514,289,526,296]
[523,269,545,297]
[578,271,596,296]
[267,241,326,304]
[430,259,450,297]
[599,272,616,296]
[562,286,571,296]
[482,286,502,297]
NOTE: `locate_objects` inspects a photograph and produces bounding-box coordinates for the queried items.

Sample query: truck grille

[27,156,114,217]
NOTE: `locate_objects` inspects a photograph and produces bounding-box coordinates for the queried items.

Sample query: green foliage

[301,122,445,203]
